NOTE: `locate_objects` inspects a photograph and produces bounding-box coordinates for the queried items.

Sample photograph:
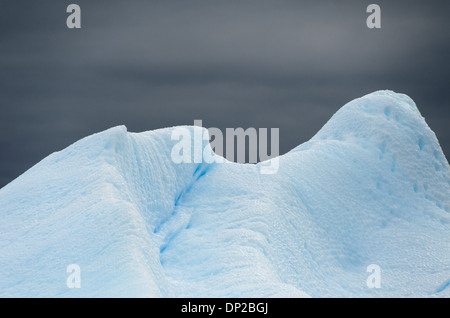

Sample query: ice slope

[0,90,449,297]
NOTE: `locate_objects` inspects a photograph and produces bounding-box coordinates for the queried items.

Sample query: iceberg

[0,90,449,297]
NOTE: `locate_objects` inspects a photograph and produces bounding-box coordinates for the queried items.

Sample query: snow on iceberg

[0,90,449,297]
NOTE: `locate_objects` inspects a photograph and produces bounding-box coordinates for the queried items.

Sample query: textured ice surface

[0,91,449,297]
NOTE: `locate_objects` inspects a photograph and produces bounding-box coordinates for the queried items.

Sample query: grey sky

[0,0,449,188]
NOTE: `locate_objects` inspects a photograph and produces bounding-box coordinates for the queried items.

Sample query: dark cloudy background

[0,0,449,188]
